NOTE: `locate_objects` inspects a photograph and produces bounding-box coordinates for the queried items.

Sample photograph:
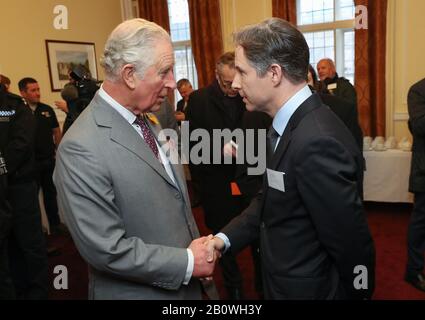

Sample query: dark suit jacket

[235,111,272,207]
[0,91,36,185]
[186,80,246,231]
[322,75,357,107]
[319,93,363,152]
[0,151,11,239]
[176,99,185,113]
[222,94,375,300]
[408,78,425,193]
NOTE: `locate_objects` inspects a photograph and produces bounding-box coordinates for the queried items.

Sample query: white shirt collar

[272,85,312,137]
[98,85,137,124]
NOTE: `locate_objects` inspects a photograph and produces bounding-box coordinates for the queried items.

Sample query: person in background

[175,79,199,207]
[0,81,16,299]
[0,150,14,299]
[18,78,65,236]
[316,58,357,107]
[55,66,99,135]
[54,81,78,134]
[208,18,375,300]
[0,74,11,92]
[53,18,218,300]
[175,78,194,123]
[0,81,48,300]
[186,52,247,300]
[152,98,181,155]
[234,110,272,299]
[308,65,363,153]
[405,77,425,292]
[153,98,180,132]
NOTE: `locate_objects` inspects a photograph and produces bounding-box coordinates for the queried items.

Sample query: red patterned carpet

[47,202,425,300]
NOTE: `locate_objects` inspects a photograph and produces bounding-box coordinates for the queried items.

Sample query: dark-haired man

[19,78,64,235]
[208,18,375,300]
[176,78,194,121]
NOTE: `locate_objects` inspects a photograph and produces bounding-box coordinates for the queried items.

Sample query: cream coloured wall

[386,0,425,141]
[0,0,122,122]
[220,0,272,52]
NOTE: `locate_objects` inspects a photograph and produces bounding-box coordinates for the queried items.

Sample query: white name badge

[267,169,285,192]
[327,83,337,90]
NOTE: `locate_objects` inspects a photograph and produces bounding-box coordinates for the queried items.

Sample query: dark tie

[267,126,279,154]
[134,115,159,159]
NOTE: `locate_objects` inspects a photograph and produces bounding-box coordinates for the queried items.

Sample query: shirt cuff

[184,248,194,285]
[215,232,231,253]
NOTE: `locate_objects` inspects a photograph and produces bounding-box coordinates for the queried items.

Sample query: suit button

[261,222,265,228]
[175,193,181,199]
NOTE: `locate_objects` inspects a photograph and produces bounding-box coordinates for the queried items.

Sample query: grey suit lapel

[149,117,185,191]
[148,120,190,205]
[92,95,178,190]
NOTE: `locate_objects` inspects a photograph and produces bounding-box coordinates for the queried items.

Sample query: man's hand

[205,236,225,263]
[189,235,220,278]
[55,100,69,113]
[223,141,238,158]
[175,111,185,122]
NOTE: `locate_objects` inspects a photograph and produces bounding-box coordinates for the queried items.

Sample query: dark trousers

[36,159,60,227]
[219,250,243,291]
[241,196,263,296]
[250,239,263,296]
[0,215,15,299]
[8,181,48,299]
[406,192,425,277]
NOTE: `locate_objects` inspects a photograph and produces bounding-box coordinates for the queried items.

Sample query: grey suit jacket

[54,92,209,300]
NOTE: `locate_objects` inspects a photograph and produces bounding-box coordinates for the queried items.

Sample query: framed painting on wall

[45,40,98,91]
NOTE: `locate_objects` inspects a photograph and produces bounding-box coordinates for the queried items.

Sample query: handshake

[188,235,225,279]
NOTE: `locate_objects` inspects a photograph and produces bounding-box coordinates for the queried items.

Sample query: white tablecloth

[363,149,413,203]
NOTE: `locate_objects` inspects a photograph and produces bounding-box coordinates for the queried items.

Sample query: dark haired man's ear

[269,64,283,86]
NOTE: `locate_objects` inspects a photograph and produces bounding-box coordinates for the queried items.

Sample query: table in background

[363,149,413,203]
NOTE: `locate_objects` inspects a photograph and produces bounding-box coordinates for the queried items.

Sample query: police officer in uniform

[0,147,15,299]
[0,81,48,299]
[19,77,64,235]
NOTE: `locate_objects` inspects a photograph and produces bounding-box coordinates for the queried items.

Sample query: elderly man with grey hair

[207,18,375,300]
[316,58,357,107]
[53,18,218,300]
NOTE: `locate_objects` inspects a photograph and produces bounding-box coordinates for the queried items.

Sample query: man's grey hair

[101,18,170,81]
[233,18,309,84]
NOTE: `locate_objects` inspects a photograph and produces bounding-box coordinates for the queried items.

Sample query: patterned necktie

[134,115,159,160]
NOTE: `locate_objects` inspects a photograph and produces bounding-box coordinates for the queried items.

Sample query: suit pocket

[271,274,332,300]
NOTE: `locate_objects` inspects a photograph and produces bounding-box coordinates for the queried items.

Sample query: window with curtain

[167,0,198,103]
[297,0,355,84]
